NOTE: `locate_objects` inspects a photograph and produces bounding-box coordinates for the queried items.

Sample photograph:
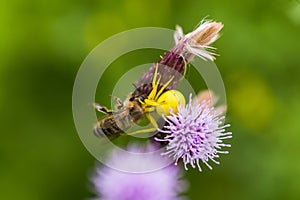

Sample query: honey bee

[93,64,186,140]
[93,99,145,140]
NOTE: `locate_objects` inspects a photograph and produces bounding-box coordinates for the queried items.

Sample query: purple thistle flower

[156,94,232,172]
[91,144,188,200]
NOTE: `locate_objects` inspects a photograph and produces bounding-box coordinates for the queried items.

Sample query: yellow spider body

[155,90,185,115]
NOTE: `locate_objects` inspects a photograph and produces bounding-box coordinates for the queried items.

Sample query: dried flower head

[91,144,188,200]
[132,20,223,98]
[174,20,224,61]
[156,94,232,172]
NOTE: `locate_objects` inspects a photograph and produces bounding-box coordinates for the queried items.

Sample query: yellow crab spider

[127,64,186,135]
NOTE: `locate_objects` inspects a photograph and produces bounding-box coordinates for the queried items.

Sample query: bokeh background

[1,0,300,199]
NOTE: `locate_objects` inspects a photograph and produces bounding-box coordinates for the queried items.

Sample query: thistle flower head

[91,144,188,200]
[156,94,232,172]
[174,20,224,61]
[132,20,223,98]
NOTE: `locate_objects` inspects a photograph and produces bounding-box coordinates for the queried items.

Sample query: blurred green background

[1,0,300,199]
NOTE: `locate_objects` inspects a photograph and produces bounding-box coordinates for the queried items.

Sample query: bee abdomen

[93,123,117,135]
[93,124,106,137]
[93,117,123,140]
[93,109,135,140]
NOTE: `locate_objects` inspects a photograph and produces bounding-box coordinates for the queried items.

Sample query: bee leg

[125,113,158,135]
[93,103,113,114]
[110,95,124,108]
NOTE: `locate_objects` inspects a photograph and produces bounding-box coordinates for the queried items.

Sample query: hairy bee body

[93,100,144,140]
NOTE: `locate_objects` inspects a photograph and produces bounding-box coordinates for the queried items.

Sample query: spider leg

[147,63,175,101]
[155,76,174,100]
[125,113,158,135]
[148,63,160,100]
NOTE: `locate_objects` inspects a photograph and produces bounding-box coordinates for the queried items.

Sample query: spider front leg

[155,76,174,100]
[147,63,160,100]
[147,63,174,102]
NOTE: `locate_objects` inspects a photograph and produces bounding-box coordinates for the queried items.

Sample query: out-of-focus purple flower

[91,144,188,200]
[156,94,232,172]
